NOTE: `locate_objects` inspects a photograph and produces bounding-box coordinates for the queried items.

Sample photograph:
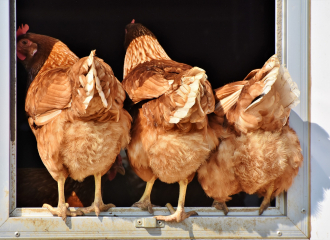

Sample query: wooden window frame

[0,0,310,238]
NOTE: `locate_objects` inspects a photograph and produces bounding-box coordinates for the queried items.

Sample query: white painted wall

[310,1,330,240]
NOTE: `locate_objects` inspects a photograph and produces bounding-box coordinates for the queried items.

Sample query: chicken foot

[78,173,115,216]
[155,179,198,222]
[212,200,229,215]
[259,182,275,215]
[132,175,157,214]
[43,175,84,221]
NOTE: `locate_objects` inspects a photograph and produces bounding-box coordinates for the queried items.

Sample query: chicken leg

[43,174,84,221]
[155,179,198,222]
[132,175,157,214]
[212,200,229,215]
[259,182,274,215]
[78,173,115,216]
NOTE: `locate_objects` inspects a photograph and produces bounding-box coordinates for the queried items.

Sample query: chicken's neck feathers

[34,41,79,78]
[124,35,171,78]
[20,33,77,88]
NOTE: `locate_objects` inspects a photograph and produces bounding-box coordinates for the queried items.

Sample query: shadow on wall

[289,110,330,239]
[310,120,330,216]
[308,113,330,239]
[290,110,330,219]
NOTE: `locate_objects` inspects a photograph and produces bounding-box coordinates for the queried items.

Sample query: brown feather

[198,124,303,202]
[23,35,131,185]
[198,55,303,211]
[123,23,218,189]
[123,60,190,103]
[214,55,299,133]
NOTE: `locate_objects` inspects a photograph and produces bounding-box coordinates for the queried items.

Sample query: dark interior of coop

[16,0,275,209]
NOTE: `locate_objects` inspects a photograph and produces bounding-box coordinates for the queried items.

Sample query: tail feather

[215,86,244,117]
[169,67,214,124]
[169,67,204,123]
[245,66,279,111]
[78,50,109,110]
[215,55,300,132]
[71,50,126,121]
[80,51,96,109]
[275,65,300,109]
[142,66,215,131]
[246,62,300,113]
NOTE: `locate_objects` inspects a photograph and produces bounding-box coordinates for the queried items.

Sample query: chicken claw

[43,203,84,221]
[154,179,198,222]
[155,210,198,222]
[212,200,229,215]
[155,202,197,222]
[259,182,275,215]
[78,201,115,216]
[43,175,83,221]
[132,176,157,214]
[132,200,157,214]
[259,201,271,215]
[78,173,115,216]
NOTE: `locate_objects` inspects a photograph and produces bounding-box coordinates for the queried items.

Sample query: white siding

[311,0,330,239]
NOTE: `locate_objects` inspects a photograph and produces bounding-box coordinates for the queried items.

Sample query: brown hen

[17,24,131,220]
[198,55,303,215]
[122,21,218,222]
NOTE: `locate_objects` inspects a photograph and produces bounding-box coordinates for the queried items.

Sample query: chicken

[122,20,219,222]
[16,24,131,220]
[197,55,303,215]
[17,155,125,208]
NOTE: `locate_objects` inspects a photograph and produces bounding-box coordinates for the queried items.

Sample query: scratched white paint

[0,0,11,227]
[311,1,330,239]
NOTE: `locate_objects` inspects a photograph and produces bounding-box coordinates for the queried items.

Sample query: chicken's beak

[116,165,125,175]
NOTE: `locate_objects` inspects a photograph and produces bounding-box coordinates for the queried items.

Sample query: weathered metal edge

[282,0,310,238]
[0,216,308,239]
[9,0,17,214]
[10,207,284,217]
[0,0,11,229]
[275,1,285,215]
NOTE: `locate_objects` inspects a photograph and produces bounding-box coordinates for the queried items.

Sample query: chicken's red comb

[131,19,135,24]
[16,24,29,37]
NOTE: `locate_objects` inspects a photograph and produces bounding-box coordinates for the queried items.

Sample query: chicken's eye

[22,40,28,45]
